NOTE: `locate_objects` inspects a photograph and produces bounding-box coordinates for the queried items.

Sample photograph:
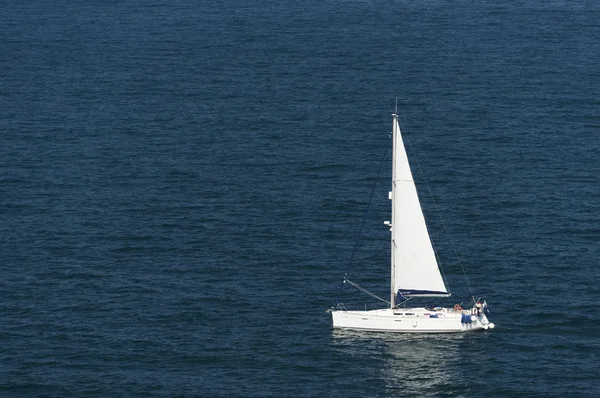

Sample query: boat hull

[331,307,492,333]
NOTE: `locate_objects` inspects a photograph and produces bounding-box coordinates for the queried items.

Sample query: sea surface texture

[2,0,599,397]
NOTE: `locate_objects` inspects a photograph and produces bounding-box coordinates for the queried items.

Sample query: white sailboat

[331,111,494,333]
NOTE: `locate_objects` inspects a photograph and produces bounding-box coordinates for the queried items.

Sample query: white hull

[332,307,493,333]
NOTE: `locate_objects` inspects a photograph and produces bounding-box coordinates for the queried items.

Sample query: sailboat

[331,111,494,333]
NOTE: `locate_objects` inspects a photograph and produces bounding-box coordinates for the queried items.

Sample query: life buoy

[453,304,462,311]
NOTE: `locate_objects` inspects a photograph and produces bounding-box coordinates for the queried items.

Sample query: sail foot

[398,288,450,297]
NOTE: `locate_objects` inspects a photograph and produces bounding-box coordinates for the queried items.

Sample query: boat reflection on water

[332,329,468,396]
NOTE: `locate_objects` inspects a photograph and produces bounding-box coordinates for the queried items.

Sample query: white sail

[391,114,448,297]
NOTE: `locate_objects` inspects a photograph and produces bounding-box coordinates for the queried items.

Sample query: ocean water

[2,0,599,397]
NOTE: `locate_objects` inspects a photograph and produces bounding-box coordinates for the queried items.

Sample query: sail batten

[391,115,448,298]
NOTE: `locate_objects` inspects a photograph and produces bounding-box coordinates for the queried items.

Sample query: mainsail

[391,114,449,299]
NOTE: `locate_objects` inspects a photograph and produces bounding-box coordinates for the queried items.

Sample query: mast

[390,112,398,308]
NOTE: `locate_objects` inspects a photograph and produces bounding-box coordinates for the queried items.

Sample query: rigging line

[346,279,391,305]
[334,135,391,306]
[395,296,413,308]
[399,119,474,297]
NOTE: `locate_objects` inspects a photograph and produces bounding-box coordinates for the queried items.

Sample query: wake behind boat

[330,111,494,333]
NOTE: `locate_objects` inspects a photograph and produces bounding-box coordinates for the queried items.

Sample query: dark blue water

[2,0,599,396]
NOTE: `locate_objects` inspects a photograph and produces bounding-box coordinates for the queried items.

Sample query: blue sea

[2,0,599,396]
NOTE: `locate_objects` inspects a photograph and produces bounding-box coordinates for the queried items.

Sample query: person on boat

[475,302,482,315]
